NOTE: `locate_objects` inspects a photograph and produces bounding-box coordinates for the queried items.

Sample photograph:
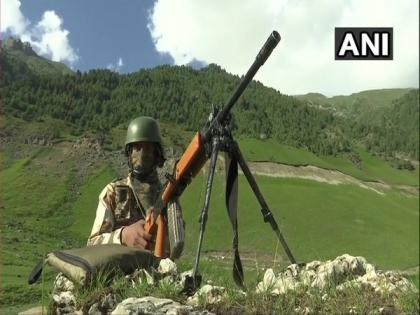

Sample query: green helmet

[125,116,163,146]
[125,116,165,167]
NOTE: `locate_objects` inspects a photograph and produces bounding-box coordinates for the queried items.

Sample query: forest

[1,38,418,160]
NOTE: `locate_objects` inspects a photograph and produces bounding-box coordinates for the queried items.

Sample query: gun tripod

[184,111,297,293]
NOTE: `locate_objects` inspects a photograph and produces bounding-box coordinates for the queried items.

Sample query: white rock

[301,270,316,286]
[53,290,76,306]
[305,260,322,271]
[285,263,301,277]
[158,258,178,275]
[53,273,75,293]
[187,284,226,307]
[274,274,297,295]
[256,268,276,293]
[112,296,192,315]
[294,306,312,314]
[254,254,417,298]
[365,263,377,277]
[129,268,155,286]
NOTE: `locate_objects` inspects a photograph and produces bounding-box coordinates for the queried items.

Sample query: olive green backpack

[28,244,158,286]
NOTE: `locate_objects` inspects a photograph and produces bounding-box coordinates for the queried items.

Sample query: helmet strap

[131,168,151,181]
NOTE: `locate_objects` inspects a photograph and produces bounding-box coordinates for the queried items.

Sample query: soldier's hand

[121,219,153,250]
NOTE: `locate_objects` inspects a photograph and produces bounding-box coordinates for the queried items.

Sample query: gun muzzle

[256,31,281,66]
[205,30,281,137]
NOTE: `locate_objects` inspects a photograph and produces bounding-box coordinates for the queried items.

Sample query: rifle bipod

[183,117,297,295]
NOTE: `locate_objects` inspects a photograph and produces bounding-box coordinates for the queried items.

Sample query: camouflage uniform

[53,117,176,305]
[87,170,161,246]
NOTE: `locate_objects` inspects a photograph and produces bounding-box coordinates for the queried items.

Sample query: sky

[0,0,418,96]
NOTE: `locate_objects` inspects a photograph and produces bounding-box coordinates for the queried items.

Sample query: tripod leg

[190,138,220,289]
[230,141,297,264]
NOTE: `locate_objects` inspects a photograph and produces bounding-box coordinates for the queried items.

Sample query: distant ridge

[1,37,73,80]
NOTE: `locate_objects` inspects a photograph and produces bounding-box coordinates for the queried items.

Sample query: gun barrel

[203,31,280,141]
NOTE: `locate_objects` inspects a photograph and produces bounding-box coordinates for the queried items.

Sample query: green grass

[407,274,419,289]
[354,148,419,186]
[1,131,418,311]
[0,148,80,306]
[43,259,419,315]
[238,138,331,166]
[180,169,419,270]
[238,138,419,186]
[69,167,116,243]
[330,88,413,109]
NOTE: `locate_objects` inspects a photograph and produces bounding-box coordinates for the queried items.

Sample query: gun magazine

[167,201,185,260]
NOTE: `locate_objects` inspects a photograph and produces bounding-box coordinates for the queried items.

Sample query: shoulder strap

[225,155,245,289]
[127,180,147,218]
[28,259,45,284]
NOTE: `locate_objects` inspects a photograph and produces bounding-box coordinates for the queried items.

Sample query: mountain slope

[296,89,414,113]
[0,38,73,84]
[296,88,419,159]
[0,122,418,312]
[0,44,352,157]
[1,38,418,161]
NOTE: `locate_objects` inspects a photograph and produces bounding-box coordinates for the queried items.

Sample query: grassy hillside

[1,131,418,312]
[330,88,413,110]
[238,138,419,186]
[2,38,418,161]
[1,38,73,82]
[296,88,413,113]
[1,36,418,314]
[0,149,77,308]
[64,156,419,270]
[180,170,419,269]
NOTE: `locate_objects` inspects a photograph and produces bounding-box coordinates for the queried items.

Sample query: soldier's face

[130,142,156,172]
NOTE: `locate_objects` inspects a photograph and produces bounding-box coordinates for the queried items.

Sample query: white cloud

[0,0,28,35]
[107,57,124,72]
[1,0,79,66]
[147,0,419,96]
[25,11,79,64]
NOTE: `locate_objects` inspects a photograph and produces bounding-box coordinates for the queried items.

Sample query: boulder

[256,254,417,296]
[111,296,192,315]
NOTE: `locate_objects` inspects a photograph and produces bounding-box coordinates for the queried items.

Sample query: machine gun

[144,30,297,293]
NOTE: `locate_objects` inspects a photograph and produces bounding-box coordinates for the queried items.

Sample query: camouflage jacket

[87,171,162,245]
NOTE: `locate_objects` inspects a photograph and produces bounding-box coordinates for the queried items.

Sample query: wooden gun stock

[163,132,206,202]
[144,212,166,258]
[145,132,207,258]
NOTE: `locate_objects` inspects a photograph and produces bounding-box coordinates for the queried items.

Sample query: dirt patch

[201,250,289,268]
[245,162,419,196]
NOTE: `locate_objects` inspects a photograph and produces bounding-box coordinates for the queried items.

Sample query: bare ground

[200,250,419,276]
[245,162,419,196]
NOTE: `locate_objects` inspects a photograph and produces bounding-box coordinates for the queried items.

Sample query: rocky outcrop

[111,296,194,315]
[24,136,54,146]
[45,255,418,315]
[256,254,416,295]
[71,137,103,153]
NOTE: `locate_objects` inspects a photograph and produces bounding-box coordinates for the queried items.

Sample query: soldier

[87,116,173,252]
